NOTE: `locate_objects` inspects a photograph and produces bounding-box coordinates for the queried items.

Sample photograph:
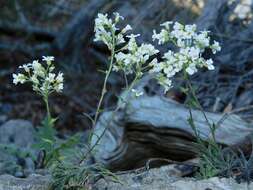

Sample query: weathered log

[91,94,253,171]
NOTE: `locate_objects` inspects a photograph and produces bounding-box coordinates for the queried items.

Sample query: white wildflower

[114,52,132,74]
[32,60,45,77]
[211,41,221,54]
[149,58,163,73]
[54,83,63,93]
[176,38,186,47]
[19,64,31,73]
[205,59,214,70]
[186,64,198,75]
[195,31,210,48]
[188,47,200,60]
[115,52,127,62]
[152,29,169,45]
[12,73,26,85]
[131,89,144,97]
[95,13,112,27]
[159,77,173,93]
[114,12,124,23]
[121,24,132,33]
[116,33,125,45]
[160,21,173,30]
[94,12,133,49]
[139,44,159,56]
[185,24,196,35]
[112,65,120,72]
[126,34,140,39]
[94,13,114,48]
[127,34,139,52]
[42,56,54,65]
[56,72,64,83]
[173,22,184,31]
[46,73,56,83]
[40,82,49,92]
[31,74,39,84]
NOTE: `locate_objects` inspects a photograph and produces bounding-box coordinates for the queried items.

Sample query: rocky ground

[0,166,252,190]
[1,118,253,190]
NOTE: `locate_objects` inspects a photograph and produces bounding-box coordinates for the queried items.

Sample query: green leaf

[180,87,188,94]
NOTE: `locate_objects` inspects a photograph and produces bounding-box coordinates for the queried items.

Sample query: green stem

[44,94,51,120]
[184,72,215,138]
[85,32,116,158]
[93,40,115,127]
[188,107,202,144]
[81,74,139,164]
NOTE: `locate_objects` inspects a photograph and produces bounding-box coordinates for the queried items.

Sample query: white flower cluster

[94,13,221,94]
[114,34,159,75]
[151,21,221,92]
[94,12,132,50]
[13,56,64,95]
[94,13,159,76]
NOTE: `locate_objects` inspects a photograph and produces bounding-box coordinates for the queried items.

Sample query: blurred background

[1,0,253,133]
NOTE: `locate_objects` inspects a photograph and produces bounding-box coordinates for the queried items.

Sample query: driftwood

[91,93,253,171]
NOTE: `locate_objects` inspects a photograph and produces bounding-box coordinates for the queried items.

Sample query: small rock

[23,158,36,176]
[0,119,35,147]
[14,171,24,178]
[0,120,37,177]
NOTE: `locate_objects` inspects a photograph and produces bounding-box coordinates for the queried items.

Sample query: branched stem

[81,33,116,163]
[82,74,140,164]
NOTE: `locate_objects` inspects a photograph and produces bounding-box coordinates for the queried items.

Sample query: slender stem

[185,75,211,125]
[93,37,115,127]
[43,64,52,120]
[81,74,139,163]
[44,94,51,119]
[188,107,202,144]
[128,75,139,93]
[85,106,120,161]
[184,73,216,142]
[124,72,129,89]
[84,32,116,161]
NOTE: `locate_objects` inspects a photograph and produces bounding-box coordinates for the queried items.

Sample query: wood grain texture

[92,95,252,171]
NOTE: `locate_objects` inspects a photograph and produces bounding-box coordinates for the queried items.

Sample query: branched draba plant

[88,13,160,155]
[12,12,223,189]
[13,56,63,120]
[151,21,222,178]
[92,13,222,180]
[12,56,69,167]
